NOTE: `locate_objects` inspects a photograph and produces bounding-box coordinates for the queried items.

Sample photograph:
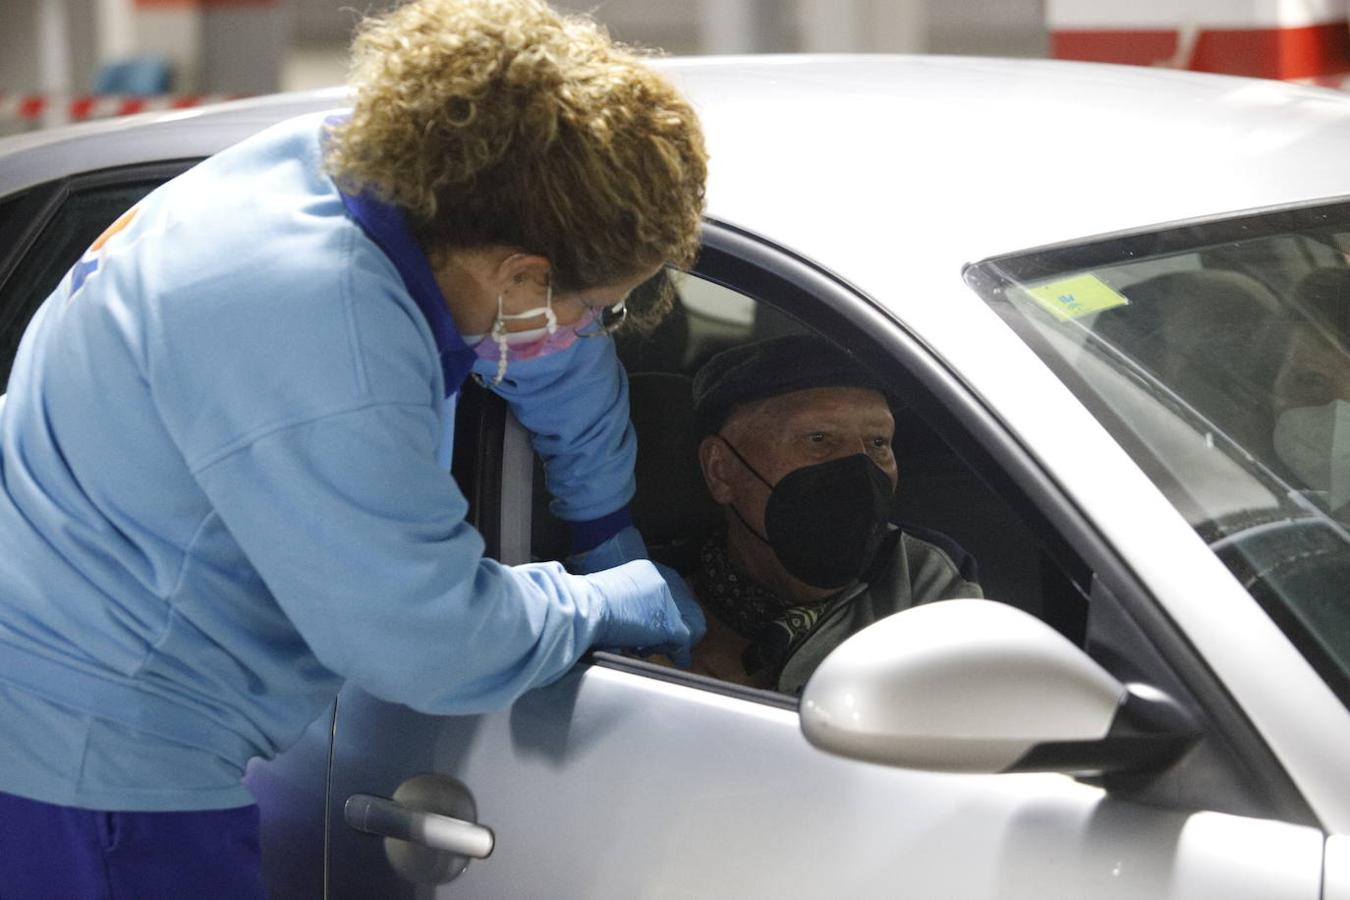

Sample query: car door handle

[344,793,495,859]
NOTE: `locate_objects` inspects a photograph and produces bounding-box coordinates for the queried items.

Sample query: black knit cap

[692,334,886,435]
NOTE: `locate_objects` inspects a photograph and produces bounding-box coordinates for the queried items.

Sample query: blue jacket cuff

[568,506,635,554]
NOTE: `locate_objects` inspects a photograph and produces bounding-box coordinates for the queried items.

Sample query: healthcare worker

[0,0,708,895]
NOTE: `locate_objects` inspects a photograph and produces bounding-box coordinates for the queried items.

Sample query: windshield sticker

[1025,274,1129,321]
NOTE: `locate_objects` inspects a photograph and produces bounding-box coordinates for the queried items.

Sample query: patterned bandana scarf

[691,532,837,681]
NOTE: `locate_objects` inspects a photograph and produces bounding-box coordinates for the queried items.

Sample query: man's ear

[698,435,735,505]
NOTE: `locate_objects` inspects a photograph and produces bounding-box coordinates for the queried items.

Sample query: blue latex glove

[643,562,707,666]
[566,524,648,574]
[586,560,707,668]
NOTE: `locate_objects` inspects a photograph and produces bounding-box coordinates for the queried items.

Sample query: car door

[322,223,1326,899]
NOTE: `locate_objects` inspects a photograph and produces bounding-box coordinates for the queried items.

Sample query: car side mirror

[799,599,1195,775]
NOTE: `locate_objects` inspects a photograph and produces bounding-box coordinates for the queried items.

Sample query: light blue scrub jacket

[0,112,643,811]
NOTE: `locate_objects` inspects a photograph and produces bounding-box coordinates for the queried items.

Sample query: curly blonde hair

[325,0,707,311]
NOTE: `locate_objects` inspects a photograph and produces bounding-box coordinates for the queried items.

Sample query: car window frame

[0,183,59,275]
[468,217,1319,827]
[0,160,198,293]
[0,161,200,382]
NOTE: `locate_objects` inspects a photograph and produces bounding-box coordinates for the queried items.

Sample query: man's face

[701,386,898,537]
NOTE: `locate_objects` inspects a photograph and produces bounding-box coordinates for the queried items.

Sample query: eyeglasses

[576,298,628,338]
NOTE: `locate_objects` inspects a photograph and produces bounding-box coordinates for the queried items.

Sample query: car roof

[672,54,1350,269]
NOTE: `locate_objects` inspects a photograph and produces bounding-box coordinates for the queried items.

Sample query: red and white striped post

[1047,0,1350,83]
[0,92,240,129]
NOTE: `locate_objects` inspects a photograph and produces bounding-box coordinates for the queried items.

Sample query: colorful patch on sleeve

[69,207,139,297]
[1024,273,1129,322]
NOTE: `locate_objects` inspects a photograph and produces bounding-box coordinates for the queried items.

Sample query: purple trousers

[0,791,267,899]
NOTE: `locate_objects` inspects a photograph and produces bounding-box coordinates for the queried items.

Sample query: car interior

[1017,229,1350,528]
[1100,268,1290,460]
[521,266,1093,695]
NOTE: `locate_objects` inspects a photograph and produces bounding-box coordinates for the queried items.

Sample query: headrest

[628,372,721,546]
[1109,268,1285,450]
[1294,268,1350,336]
[1114,269,1280,351]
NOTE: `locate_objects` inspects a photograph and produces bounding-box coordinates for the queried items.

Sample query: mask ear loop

[714,434,775,545]
[484,293,510,387]
[481,279,556,387]
[716,434,774,488]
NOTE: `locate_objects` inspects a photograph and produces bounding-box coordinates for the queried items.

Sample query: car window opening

[531,268,1092,700]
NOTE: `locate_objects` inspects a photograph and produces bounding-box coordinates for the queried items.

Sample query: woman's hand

[585,560,707,668]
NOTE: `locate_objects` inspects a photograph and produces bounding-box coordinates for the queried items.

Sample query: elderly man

[680,334,982,694]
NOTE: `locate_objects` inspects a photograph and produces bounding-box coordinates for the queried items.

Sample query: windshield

[966,201,1350,707]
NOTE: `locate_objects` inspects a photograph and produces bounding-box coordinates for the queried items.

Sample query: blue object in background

[93,56,171,95]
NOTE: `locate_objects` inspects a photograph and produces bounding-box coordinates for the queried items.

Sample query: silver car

[1,56,1348,899]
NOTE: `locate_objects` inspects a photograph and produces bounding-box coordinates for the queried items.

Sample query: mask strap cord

[482,279,556,387]
[727,502,772,548]
[487,293,510,386]
[714,434,774,545]
[715,434,773,488]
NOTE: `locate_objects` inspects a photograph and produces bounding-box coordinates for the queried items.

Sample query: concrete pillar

[797,0,926,53]
[133,0,289,94]
[37,0,74,124]
[698,0,794,54]
[863,0,927,53]
[98,0,137,62]
[797,0,859,52]
[202,2,290,94]
[700,0,760,53]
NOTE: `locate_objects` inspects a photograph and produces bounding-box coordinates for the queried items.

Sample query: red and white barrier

[0,93,238,126]
[1047,0,1350,80]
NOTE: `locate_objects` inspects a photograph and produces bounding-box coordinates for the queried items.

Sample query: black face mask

[717,437,895,590]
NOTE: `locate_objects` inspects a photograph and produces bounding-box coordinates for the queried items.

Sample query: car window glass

[679,270,755,326]
[968,205,1350,707]
[0,179,163,389]
[538,268,1088,699]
